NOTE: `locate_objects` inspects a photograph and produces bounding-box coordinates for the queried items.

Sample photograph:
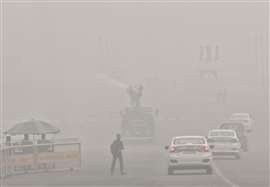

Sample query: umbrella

[5,119,60,135]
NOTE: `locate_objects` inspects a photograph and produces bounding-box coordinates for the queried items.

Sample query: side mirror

[164,145,169,150]
[209,145,215,150]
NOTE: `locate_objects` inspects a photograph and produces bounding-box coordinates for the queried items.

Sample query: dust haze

[1,1,269,187]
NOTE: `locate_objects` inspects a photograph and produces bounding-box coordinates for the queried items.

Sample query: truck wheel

[235,153,240,160]
[168,167,174,175]
[206,166,213,175]
[242,145,248,152]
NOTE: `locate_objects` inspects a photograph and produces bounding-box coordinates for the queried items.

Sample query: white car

[229,113,254,132]
[207,129,241,159]
[165,136,213,175]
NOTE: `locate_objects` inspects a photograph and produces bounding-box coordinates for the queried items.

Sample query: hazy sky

[2,2,268,125]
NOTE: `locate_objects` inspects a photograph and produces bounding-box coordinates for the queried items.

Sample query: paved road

[2,109,268,187]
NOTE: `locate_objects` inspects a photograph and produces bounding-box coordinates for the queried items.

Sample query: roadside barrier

[0,139,81,178]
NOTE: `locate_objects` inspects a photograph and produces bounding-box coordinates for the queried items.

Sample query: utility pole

[254,33,265,88]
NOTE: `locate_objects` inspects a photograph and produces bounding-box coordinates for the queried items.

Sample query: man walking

[110,134,126,175]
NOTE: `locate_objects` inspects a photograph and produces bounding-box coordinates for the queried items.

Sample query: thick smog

[0,1,269,187]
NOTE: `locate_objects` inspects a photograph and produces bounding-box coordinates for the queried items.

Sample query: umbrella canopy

[5,119,60,135]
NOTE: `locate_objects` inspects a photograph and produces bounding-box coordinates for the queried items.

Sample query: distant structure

[199,45,227,104]
[216,88,227,104]
[200,45,219,62]
[253,33,265,88]
[199,45,219,79]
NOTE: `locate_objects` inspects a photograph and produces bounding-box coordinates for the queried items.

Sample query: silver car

[207,129,241,159]
[229,113,254,132]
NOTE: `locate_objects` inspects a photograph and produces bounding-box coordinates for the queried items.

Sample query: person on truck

[127,85,144,107]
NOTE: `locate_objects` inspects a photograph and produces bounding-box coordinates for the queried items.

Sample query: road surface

[2,108,268,187]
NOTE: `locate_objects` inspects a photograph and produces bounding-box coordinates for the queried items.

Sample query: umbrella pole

[33,134,39,170]
[33,135,36,144]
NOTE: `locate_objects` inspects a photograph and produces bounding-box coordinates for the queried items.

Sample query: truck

[121,106,155,141]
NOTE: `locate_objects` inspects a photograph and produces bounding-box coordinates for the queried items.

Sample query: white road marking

[212,161,240,187]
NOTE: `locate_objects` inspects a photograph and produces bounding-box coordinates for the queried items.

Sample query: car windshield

[174,138,205,145]
[220,123,244,131]
[208,137,237,143]
[131,120,146,126]
[174,145,202,152]
[210,131,234,137]
[231,114,249,119]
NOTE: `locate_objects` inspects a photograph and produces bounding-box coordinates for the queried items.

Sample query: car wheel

[168,167,174,175]
[243,145,248,152]
[206,166,213,175]
[235,153,240,160]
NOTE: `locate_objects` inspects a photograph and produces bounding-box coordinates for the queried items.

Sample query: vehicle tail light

[169,145,176,153]
[201,144,210,152]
